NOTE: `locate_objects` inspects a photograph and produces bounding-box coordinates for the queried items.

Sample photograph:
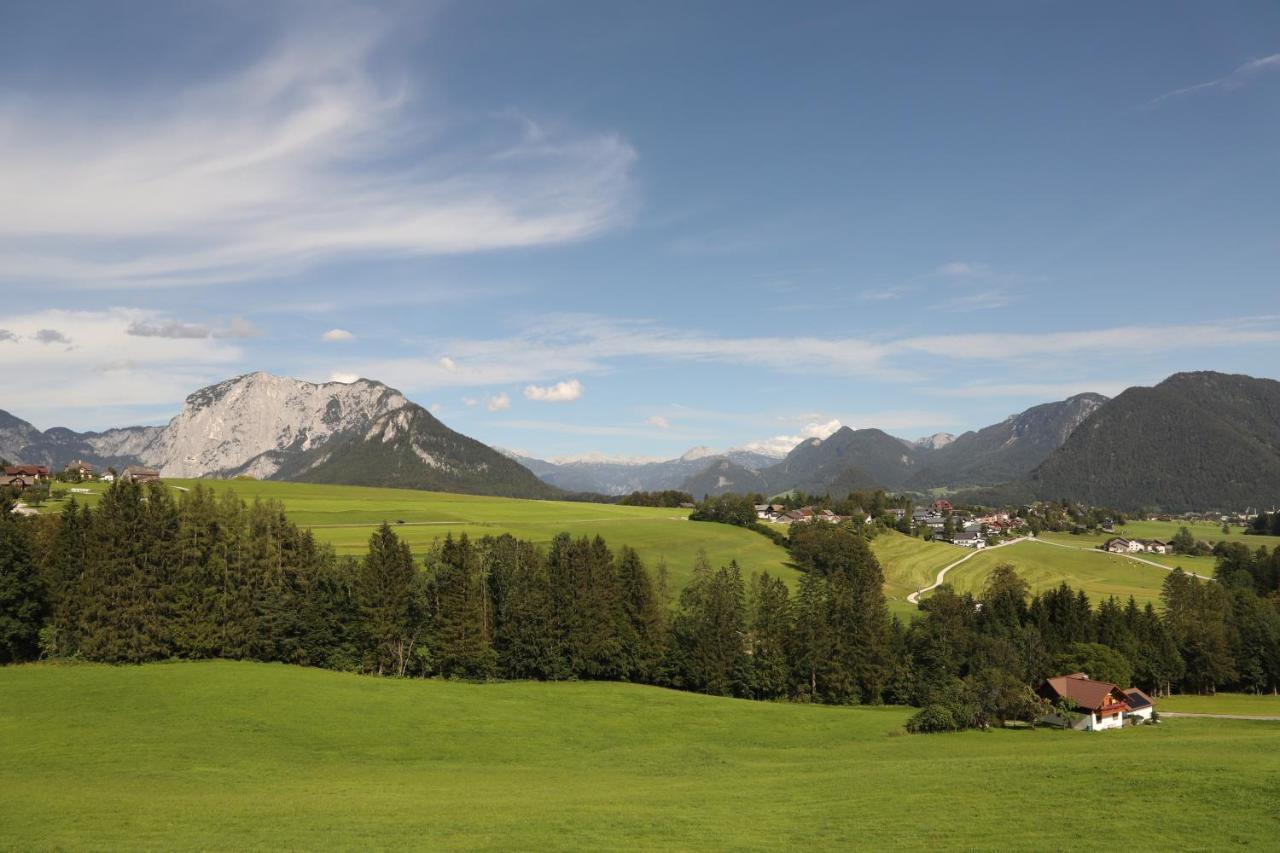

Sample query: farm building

[950,530,986,549]
[1122,688,1155,723]
[1038,673,1150,731]
[63,460,95,479]
[121,467,161,484]
[3,464,49,481]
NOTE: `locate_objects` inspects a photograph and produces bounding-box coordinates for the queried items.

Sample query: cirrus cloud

[0,11,635,290]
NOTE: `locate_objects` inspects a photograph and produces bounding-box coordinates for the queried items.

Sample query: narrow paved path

[1029,537,1215,581]
[907,536,1029,604]
[1161,712,1280,721]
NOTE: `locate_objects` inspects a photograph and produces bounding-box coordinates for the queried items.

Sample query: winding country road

[906,536,1030,604]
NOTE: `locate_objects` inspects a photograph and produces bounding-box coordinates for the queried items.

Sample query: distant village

[755,498,1028,549]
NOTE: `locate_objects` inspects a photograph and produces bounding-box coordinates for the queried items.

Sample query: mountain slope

[681,458,770,498]
[1029,372,1280,511]
[0,372,555,499]
[751,427,922,495]
[287,403,559,498]
[909,393,1108,488]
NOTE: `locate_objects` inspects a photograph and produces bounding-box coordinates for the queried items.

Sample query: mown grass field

[1039,519,1268,550]
[871,532,961,618]
[1,661,1277,850]
[44,479,796,591]
[1159,693,1280,716]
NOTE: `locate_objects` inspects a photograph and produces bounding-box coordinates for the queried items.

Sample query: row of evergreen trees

[1,482,1277,715]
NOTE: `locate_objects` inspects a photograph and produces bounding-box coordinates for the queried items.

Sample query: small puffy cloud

[523,378,583,402]
[463,397,479,407]
[645,415,671,429]
[322,328,354,342]
[486,392,511,412]
[430,402,443,413]
[329,372,360,384]
[35,329,72,345]
[0,329,17,343]
[439,356,457,371]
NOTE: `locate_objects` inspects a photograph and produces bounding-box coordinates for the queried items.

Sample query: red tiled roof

[1042,674,1122,712]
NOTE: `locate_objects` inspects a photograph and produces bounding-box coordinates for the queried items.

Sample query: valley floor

[2,661,1277,850]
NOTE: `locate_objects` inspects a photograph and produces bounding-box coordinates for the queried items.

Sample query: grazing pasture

[45,479,795,590]
[918,540,1176,607]
[1159,693,1280,716]
[1,661,1276,850]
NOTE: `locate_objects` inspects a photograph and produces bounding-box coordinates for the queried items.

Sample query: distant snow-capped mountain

[504,445,782,496]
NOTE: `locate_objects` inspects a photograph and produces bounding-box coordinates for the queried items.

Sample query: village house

[950,529,986,549]
[1104,537,1169,555]
[3,464,49,481]
[1038,673,1145,731]
[0,474,33,491]
[63,460,95,479]
[120,466,161,484]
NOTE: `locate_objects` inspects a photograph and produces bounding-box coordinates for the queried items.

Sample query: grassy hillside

[936,540,1176,606]
[871,532,961,603]
[46,479,795,590]
[1,661,1277,850]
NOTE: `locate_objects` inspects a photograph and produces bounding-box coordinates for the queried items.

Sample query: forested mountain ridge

[907,393,1108,489]
[1028,372,1280,511]
[286,402,560,498]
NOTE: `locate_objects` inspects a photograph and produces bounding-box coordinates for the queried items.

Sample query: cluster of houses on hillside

[755,504,873,525]
[0,464,50,490]
[1102,537,1170,555]
[911,500,1027,549]
[753,498,1026,550]
[1038,672,1155,731]
[1,460,162,497]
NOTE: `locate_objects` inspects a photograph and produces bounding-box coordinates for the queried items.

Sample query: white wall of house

[1127,706,1153,723]
[1088,710,1125,731]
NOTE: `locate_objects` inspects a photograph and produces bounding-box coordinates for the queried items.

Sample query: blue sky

[2,1,1279,459]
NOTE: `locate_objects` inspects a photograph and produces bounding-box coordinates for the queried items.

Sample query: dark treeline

[617,490,693,508]
[1247,511,1280,537]
[1,483,1277,722]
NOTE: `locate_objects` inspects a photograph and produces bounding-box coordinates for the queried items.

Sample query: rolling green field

[1,661,1277,850]
[918,540,1176,607]
[46,480,795,591]
[1039,519,1268,550]
[871,532,962,604]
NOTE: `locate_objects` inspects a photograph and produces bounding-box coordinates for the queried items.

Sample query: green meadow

[1,661,1276,851]
[47,479,796,590]
[1159,693,1280,716]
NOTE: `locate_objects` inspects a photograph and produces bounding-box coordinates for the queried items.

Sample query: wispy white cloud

[128,317,260,339]
[486,392,511,412]
[645,415,671,429]
[0,11,635,289]
[319,314,1280,400]
[321,328,354,342]
[928,290,1019,312]
[1146,53,1280,109]
[927,381,1133,400]
[523,378,583,402]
